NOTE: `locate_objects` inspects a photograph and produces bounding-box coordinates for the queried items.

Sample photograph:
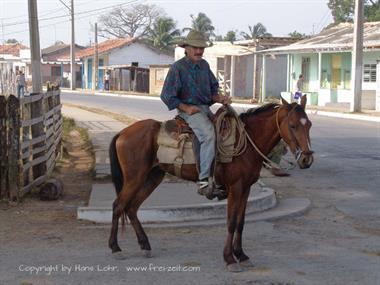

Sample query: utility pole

[350,0,364,112]
[70,0,76,90]
[28,0,42,93]
[94,22,98,90]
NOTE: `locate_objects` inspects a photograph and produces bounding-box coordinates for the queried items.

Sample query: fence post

[7,95,20,201]
[30,92,46,179]
[0,95,7,198]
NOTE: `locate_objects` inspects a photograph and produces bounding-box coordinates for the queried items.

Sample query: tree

[183,12,215,40]
[97,4,163,39]
[145,17,181,50]
[288,30,306,39]
[240,23,272,40]
[224,31,237,43]
[6,39,19,44]
[327,0,380,24]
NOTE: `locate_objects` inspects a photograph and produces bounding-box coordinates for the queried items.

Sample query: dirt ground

[1,121,380,285]
[0,127,95,247]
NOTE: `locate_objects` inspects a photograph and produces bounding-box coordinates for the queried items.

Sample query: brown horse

[108,96,314,272]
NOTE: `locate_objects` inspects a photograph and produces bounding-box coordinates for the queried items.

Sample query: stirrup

[197,179,214,200]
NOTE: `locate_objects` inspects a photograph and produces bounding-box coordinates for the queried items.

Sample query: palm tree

[183,12,215,40]
[146,17,181,50]
[240,23,272,40]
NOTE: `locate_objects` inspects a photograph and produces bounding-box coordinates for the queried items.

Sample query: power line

[2,0,141,28]
[2,0,141,37]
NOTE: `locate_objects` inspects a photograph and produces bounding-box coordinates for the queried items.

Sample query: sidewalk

[61,88,380,123]
[62,105,311,226]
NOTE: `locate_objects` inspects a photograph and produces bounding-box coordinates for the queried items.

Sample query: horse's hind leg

[108,179,147,255]
[233,188,253,267]
[109,198,122,253]
[126,166,165,257]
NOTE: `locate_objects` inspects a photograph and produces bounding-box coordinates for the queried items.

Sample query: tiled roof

[42,42,85,56]
[261,21,380,54]
[77,38,135,58]
[0,43,28,57]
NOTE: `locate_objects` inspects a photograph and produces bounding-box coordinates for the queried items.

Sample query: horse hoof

[226,263,243,272]
[239,259,254,267]
[112,251,128,260]
[142,250,152,258]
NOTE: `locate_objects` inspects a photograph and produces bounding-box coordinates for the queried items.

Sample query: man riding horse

[160,30,231,196]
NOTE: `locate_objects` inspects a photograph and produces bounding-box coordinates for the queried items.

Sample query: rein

[216,105,281,169]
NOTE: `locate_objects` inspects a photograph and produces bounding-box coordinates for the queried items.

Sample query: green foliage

[327,0,380,24]
[5,39,19,44]
[145,16,181,50]
[288,30,306,39]
[240,23,272,40]
[183,12,216,40]
[224,31,237,43]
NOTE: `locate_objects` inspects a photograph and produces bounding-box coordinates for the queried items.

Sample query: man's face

[185,46,205,63]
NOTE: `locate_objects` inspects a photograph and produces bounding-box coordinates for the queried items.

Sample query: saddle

[156,107,238,178]
[156,116,199,177]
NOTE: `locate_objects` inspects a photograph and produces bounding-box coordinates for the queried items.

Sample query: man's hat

[178,30,211,48]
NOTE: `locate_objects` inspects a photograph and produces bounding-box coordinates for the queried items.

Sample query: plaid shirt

[160,56,219,111]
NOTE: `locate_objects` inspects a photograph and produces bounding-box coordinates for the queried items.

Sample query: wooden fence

[0,88,62,201]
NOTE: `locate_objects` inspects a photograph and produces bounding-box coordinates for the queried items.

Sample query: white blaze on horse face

[300,118,307,126]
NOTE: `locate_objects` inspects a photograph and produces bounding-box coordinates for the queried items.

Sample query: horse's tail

[109,133,123,194]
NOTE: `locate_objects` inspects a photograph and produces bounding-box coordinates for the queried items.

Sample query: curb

[77,198,312,229]
[62,90,380,122]
[77,187,276,224]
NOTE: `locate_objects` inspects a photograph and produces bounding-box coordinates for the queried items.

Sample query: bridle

[275,104,312,163]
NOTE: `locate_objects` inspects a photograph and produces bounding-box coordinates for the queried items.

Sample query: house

[234,37,300,100]
[259,22,380,110]
[0,43,31,80]
[41,41,85,88]
[79,38,174,91]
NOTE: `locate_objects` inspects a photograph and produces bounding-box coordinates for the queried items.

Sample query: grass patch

[60,116,95,168]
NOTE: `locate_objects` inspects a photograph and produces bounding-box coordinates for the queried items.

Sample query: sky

[0,0,333,48]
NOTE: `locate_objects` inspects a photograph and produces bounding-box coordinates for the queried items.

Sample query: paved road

[58,91,380,284]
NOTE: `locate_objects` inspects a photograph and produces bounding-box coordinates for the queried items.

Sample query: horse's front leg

[224,185,243,272]
[233,187,253,267]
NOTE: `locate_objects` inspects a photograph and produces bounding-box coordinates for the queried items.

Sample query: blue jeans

[178,105,215,180]
[17,84,24,98]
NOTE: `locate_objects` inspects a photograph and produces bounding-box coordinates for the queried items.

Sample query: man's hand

[178,103,200,115]
[213,94,231,105]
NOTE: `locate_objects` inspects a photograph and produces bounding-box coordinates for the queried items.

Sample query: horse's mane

[239,103,280,121]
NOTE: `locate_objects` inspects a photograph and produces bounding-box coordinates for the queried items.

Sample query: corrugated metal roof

[205,41,255,56]
[260,22,380,54]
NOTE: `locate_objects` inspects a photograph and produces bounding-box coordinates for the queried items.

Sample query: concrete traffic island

[78,182,276,223]
[77,181,311,226]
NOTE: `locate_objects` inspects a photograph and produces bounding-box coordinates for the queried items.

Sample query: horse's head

[277,95,314,169]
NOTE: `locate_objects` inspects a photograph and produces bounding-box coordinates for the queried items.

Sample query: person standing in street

[294,74,304,102]
[16,70,26,98]
[104,70,110,91]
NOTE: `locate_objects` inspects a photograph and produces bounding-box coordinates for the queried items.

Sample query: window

[155,68,166,83]
[344,70,351,89]
[320,69,330,89]
[363,64,376,82]
[51,66,61,77]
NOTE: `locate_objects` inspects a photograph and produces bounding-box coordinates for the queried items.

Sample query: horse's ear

[281,96,289,106]
[300,95,307,110]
